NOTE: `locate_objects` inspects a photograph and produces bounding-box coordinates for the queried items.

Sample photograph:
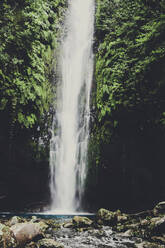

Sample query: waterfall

[50,0,95,213]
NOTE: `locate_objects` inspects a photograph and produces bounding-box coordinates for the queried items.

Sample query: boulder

[72,216,93,227]
[10,222,48,245]
[97,208,117,225]
[44,220,61,229]
[0,223,17,247]
[37,238,64,248]
[63,222,74,228]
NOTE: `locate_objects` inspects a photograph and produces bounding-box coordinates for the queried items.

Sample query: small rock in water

[37,238,64,248]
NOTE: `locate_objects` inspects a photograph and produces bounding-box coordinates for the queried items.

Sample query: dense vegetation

[0,0,66,210]
[87,0,165,211]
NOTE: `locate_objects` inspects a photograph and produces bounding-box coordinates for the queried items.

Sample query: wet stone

[9,216,23,226]
[72,216,93,228]
[37,238,64,248]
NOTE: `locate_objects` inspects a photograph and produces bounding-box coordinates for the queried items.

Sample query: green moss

[0,0,67,165]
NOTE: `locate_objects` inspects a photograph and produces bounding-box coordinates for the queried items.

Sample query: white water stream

[50,0,95,213]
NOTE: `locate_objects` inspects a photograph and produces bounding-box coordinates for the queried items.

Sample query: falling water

[50,0,95,212]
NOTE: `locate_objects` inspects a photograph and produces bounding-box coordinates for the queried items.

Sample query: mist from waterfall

[50,0,95,213]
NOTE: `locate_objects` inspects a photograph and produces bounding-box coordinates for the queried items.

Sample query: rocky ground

[0,202,165,247]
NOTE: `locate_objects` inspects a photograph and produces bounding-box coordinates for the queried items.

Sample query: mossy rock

[0,223,17,248]
[63,221,74,228]
[117,214,128,223]
[9,216,24,226]
[37,238,64,248]
[72,216,93,228]
[97,208,117,226]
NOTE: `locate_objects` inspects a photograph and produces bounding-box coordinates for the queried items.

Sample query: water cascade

[50,0,95,213]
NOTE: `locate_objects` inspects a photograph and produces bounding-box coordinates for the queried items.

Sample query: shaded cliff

[86,0,165,212]
[0,0,66,210]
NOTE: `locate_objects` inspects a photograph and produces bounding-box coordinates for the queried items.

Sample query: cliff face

[86,0,165,211]
[0,0,67,210]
